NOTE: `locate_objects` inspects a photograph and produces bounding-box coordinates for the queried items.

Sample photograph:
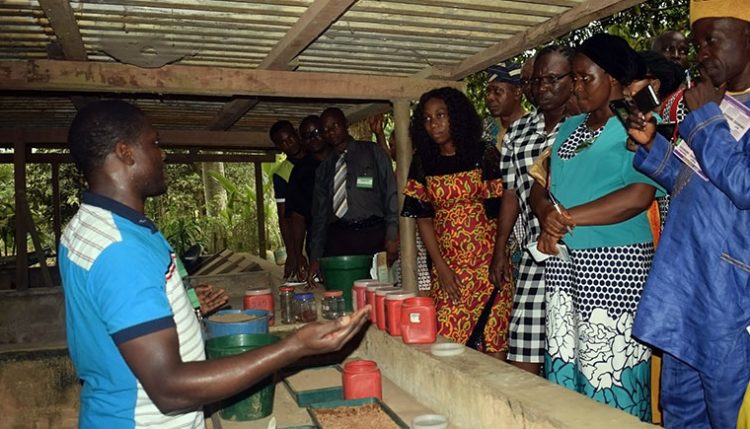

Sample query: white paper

[670,94,749,182]
[527,241,571,263]
[673,138,709,181]
[719,94,750,141]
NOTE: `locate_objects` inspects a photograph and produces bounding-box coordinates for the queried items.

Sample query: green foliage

[583,0,689,50]
[145,159,283,257]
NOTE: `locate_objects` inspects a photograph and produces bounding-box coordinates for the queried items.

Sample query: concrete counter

[355,327,654,429]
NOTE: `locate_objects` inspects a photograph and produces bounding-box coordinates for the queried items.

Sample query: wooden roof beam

[0,60,462,101]
[0,153,276,164]
[426,0,647,80]
[0,128,274,150]
[208,97,261,131]
[38,0,87,61]
[208,0,356,131]
[259,0,356,70]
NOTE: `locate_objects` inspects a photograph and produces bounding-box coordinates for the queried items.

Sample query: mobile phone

[632,84,660,113]
[656,123,678,142]
[609,99,631,129]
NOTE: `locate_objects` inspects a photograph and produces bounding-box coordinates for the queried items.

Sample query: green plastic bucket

[319,255,373,312]
[205,334,281,421]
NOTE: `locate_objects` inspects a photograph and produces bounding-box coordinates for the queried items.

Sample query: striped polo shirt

[59,192,205,429]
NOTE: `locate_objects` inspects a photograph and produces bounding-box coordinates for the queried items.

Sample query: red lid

[279,286,295,292]
[245,287,272,296]
[323,290,344,298]
[343,359,378,373]
[353,279,380,288]
[375,287,401,296]
[367,283,393,292]
[385,291,417,300]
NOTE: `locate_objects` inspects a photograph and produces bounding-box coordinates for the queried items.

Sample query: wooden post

[14,138,28,291]
[52,162,61,258]
[254,162,267,258]
[393,99,416,293]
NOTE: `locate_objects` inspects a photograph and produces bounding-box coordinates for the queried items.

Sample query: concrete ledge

[357,327,654,429]
[0,347,79,429]
[0,288,66,348]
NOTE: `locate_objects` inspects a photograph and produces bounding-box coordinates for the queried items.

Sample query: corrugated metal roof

[0,0,640,137]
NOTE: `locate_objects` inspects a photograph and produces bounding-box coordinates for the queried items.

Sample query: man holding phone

[627,2,750,427]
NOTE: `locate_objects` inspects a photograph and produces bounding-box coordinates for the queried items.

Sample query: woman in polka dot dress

[530,34,664,421]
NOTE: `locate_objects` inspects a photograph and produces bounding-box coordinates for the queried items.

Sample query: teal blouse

[549,114,663,249]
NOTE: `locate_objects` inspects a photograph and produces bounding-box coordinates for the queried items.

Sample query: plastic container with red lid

[353,279,380,310]
[400,297,437,344]
[385,291,416,336]
[374,287,401,330]
[243,287,274,326]
[342,359,382,400]
[366,284,393,324]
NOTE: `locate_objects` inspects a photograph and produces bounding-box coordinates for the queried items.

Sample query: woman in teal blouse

[530,34,662,421]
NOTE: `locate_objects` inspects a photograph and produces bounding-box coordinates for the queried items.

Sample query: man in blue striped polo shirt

[60,100,370,429]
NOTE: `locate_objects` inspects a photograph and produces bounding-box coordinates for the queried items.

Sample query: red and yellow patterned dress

[402,156,513,352]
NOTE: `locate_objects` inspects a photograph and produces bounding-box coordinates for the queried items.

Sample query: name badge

[356,176,374,189]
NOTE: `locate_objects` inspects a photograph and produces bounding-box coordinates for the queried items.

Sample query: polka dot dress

[544,242,654,421]
[557,120,604,160]
[545,243,654,321]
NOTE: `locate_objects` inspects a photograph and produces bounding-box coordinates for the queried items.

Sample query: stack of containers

[352,279,381,311]
[365,284,392,323]
[374,287,402,330]
[384,291,416,336]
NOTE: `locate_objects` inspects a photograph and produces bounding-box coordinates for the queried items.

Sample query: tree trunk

[201,162,227,250]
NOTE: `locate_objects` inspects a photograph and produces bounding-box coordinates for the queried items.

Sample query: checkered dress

[500,112,558,363]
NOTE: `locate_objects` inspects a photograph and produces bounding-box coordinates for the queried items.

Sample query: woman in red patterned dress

[402,87,513,358]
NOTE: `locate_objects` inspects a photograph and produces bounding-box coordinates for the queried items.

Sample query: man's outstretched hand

[292,305,371,357]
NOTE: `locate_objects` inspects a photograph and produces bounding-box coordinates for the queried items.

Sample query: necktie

[333,153,348,218]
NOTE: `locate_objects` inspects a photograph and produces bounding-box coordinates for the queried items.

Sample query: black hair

[299,115,320,133]
[410,87,483,174]
[536,44,575,66]
[638,50,686,99]
[577,34,645,86]
[269,120,295,142]
[320,107,347,123]
[68,100,147,177]
[651,31,686,52]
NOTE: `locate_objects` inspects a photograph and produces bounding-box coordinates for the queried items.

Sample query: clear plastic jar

[321,290,345,320]
[294,292,317,323]
[279,286,296,324]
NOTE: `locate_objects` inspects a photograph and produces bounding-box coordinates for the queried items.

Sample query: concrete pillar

[393,99,416,293]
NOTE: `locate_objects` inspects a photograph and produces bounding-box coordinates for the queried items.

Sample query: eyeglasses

[530,73,572,87]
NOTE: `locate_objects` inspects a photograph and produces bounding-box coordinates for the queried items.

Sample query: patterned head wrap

[486,62,522,86]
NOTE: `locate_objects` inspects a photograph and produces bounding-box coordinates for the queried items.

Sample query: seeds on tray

[313,403,400,429]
